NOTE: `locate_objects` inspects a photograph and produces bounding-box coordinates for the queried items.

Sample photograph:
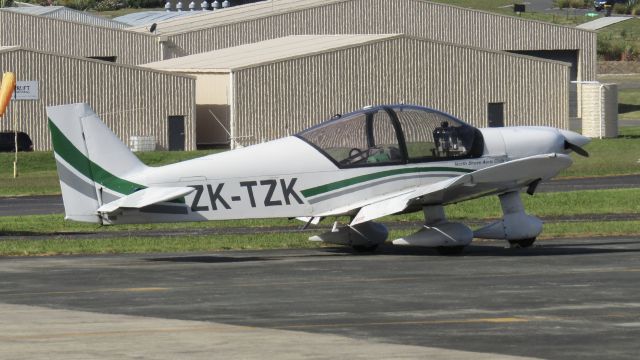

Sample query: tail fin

[46,103,148,223]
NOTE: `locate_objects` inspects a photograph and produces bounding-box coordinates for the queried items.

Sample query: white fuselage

[105,126,580,224]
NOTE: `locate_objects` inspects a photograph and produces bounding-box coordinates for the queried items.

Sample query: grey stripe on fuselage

[307,173,457,204]
[56,160,98,200]
[57,160,122,204]
[56,160,186,215]
[140,204,189,215]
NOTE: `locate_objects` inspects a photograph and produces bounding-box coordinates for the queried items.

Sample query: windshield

[297,105,483,167]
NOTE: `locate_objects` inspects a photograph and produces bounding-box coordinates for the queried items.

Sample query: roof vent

[201,0,209,10]
[212,0,220,9]
[164,0,171,11]
[176,1,183,11]
[189,0,195,10]
[222,0,230,8]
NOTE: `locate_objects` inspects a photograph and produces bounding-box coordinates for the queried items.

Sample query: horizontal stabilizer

[97,186,195,214]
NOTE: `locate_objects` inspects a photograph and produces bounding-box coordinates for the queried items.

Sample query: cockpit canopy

[296,105,484,167]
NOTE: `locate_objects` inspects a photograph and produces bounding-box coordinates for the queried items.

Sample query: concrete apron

[0,303,539,360]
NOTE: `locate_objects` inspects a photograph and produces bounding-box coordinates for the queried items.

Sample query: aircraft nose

[558,129,590,148]
[558,129,590,157]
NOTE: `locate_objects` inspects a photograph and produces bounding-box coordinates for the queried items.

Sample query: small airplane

[46,103,589,254]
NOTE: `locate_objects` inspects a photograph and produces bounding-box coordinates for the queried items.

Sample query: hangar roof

[141,34,399,72]
[2,5,128,28]
[126,0,362,34]
[4,5,62,16]
[114,10,202,27]
[128,0,594,36]
[141,33,569,73]
[0,46,195,79]
[576,16,633,30]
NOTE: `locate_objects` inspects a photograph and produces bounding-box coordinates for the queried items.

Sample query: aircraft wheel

[436,245,465,255]
[508,238,536,248]
[351,244,379,253]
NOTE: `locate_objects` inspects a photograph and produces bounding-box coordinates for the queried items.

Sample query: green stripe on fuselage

[48,119,144,196]
[301,167,473,198]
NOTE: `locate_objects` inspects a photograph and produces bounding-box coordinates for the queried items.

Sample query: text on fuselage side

[189,178,304,211]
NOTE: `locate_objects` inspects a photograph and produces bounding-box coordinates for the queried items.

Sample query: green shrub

[54,0,96,10]
[621,45,639,61]
[613,3,630,14]
[94,0,121,10]
[570,0,587,8]
[598,36,628,60]
[125,0,162,8]
[555,0,589,8]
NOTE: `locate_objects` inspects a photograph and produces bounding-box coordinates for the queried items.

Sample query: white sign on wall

[15,81,39,100]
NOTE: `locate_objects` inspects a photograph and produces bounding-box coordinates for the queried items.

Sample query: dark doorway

[168,116,185,151]
[488,103,504,127]
[508,50,578,81]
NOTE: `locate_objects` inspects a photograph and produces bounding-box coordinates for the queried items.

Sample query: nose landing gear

[474,191,542,248]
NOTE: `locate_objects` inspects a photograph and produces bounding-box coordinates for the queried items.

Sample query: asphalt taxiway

[1,237,639,359]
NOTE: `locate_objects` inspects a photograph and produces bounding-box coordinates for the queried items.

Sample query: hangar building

[0,0,600,149]
[143,34,570,149]
[0,46,196,151]
[130,0,596,83]
[3,0,596,82]
[0,10,158,64]
[3,5,128,28]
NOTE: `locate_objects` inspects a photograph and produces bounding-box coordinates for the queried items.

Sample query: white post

[599,83,604,139]
[12,90,17,178]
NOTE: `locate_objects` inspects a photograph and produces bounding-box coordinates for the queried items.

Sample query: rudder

[47,103,148,223]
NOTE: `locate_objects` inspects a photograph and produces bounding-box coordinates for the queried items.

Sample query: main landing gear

[309,191,541,254]
[392,205,473,255]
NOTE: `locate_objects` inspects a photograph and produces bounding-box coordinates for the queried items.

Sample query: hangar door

[509,50,578,118]
[168,116,185,151]
[508,50,578,81]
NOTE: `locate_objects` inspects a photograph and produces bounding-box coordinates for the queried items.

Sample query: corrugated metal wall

[0,0,596,76]
[167,0,596,80]
[0,11,158,65]
[0,49,196,151]
[232,37,569,145]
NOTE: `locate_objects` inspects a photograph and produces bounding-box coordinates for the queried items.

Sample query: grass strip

[2,189,639,234]
[395,188,640,221]
[0,232,321,256]
[1,221,639,256]
[540,221,640,239]
[561,133,640,178]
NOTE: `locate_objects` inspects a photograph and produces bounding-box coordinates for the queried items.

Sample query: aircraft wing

[97,186,195,214]
[350,153,572,226]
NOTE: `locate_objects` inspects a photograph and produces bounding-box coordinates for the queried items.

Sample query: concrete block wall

[581,82,618,138]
